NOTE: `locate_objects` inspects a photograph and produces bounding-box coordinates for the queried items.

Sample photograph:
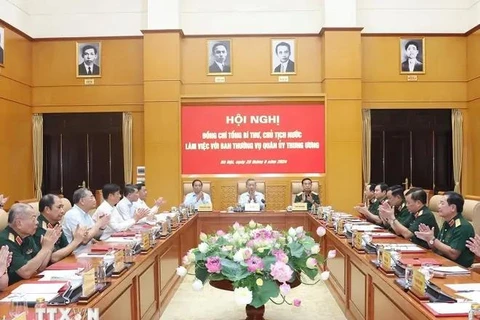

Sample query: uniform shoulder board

[296,192,303,196]
[8,233,15,242]
[312,191,318,196]
[455,219,461,228]
[42,221,48,230]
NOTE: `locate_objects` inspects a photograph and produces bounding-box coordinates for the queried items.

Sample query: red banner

[181,104,325,174]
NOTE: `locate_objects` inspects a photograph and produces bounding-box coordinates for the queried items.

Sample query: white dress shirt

[238,191,265,210]
[183,192,212,209]
[116,197,135,219]
[132,198,159,215]
[92,201,136,240]
[62,204,95,253]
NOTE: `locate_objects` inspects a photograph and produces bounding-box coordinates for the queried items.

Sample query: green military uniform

[386,202,412,232]
[407,206,439,249]
[294,192,320,211]
[0,226,40,285]
[33,214,69,253]
[435,214,475,268]
[369,197,386,216]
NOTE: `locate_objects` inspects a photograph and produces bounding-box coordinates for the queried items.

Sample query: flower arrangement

[176,220,335,308]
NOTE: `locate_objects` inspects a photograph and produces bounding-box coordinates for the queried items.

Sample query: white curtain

[32,114,43,199]
[451,109,463,193]
[362,109,371,189]
[122,112,133,185]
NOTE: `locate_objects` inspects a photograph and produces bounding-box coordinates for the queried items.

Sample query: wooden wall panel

[100,285,133,319]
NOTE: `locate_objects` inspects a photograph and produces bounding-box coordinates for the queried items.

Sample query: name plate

[142,231,151,250]
[198,203,213,212]
[353,230,363,250]
[337,219,345,235]
[381,249,392,271]
[244,203,260,212]
[114,249,125,272]
[12,312,27,320]
[292,202,308,211]
[411,269,426,297]
[82,268,96,297]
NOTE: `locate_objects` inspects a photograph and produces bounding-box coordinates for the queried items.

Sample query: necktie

[88,67,91,75]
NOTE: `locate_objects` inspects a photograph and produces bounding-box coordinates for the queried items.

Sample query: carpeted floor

[161,274,347,320]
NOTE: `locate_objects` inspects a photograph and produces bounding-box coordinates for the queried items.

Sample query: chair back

[428,195,444,230]
[0,209,8,231]
[237,181,266,197]
[16,198,40,213]
[429,195,480,234]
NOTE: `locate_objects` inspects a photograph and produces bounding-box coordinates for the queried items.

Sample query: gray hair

[8,203,33,224]
[72,188,91,204]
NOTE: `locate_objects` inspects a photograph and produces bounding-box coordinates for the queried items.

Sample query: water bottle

[35,297,47,319]
[404,264,413,288]
[469,303,480,319]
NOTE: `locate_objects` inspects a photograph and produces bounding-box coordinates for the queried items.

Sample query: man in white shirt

[401,40,423,72]
[238,178,265,210]
[133,182,165,215]
[62,188,110,253]
[183,179,212,209]
[92,184,149,240]
[116,184,140,219]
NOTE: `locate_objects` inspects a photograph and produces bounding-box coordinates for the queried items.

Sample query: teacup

[227,206,234,213]
[286,205,293,212]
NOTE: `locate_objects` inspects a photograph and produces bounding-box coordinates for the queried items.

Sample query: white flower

[187,250,195,262]
[249,220,256,228]
[182,255,191,266]
[199,232,208,242]
[233,222,240,230]
[176,266,187,277]
[232,232,242,242]
[306,257,317,269]
[234,287,253,305]
[192,279,204,291]
[288,227,296,238]
[320,271,330,281]
[234,249,244,262]
[327,249,337,259]
[310,244,320,255]
[222,245,233,252]
[243,248,253,259]
[287,236,293,244]
[265,225,273,232]
[198,242,209,253]
[316,226,326,237]
[295,226,304,234]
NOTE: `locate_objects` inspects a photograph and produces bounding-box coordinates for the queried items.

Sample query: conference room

[1,0,480,319]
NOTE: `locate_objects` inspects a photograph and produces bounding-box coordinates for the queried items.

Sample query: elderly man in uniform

[294,178,320,210]
[0,203,61,285]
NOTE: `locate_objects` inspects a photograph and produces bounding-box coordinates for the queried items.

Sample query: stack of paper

[351,225,382,232]
[39,270,81,281]
[0,282,68,303]
[445,283,480,292]
[432,266,470,275]
[423,302,472,316]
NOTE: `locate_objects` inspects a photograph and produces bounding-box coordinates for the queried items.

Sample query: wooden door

[42,113,124,201]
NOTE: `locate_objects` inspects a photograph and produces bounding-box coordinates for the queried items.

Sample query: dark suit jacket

[401,60,423,72]
[274,60,295,73]
[0,47,4,65]
[78,63,100,76]
[209,62,230,73]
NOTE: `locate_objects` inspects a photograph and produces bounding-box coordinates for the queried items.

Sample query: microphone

[261,199,266,209]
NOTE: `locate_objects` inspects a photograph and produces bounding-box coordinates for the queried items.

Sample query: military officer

[34,194,88,264]
[382,187,438,249]
[379,185,412,231]
[0,203,60,285]
[355,183,388,225]
[415,192,474,267]
[294,178,320,210]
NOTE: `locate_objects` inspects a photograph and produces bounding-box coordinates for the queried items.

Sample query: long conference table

[0,211,477,319]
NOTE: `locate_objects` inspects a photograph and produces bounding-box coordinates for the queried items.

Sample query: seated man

[379,185,411,231]
[294,178,320,210]
[355,183,388,225]
[381,187,438,249]
[0,203,61,285]
[116,184,140,219]
[133,182,165,215]
[93,184,149,240]
[62,188,110,253]
[0,245,12,291]
[238,178,265,210]
[183,179,212,209]
[415,192,474,268]
[34,194,87,263]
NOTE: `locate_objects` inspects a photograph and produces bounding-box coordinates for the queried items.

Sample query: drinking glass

[420,263,433,283]
[9,293,28,318]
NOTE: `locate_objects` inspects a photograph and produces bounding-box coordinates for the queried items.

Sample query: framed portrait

[76,42,102,78]
[400,38,425,74]
[0,26,5,67]
[271,39,296,75]
[207,39,232,75]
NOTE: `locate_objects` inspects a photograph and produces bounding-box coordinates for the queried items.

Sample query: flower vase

[245,304,265,320]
